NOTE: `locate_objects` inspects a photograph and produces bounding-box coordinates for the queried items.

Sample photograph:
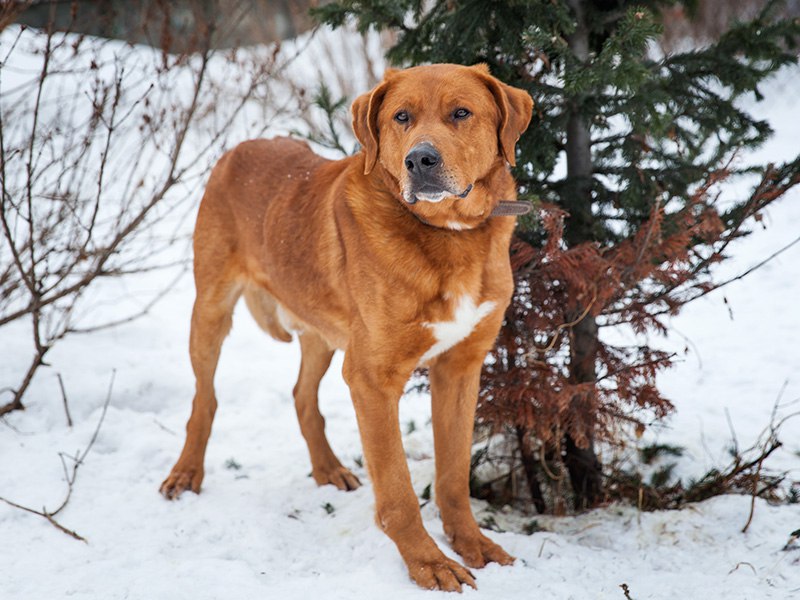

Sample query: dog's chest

[419,294,496,363]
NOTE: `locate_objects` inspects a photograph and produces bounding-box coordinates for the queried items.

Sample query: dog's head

[351,64,532,226]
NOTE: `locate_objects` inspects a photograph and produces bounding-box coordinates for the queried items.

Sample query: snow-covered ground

[1,25,799,600]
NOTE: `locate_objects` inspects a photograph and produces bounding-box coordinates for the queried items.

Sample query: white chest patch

[420,295,496,363]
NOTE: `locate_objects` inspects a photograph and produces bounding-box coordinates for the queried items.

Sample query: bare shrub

[0,3,315,414]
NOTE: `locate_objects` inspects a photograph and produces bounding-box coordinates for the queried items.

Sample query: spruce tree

[313,0,800,510]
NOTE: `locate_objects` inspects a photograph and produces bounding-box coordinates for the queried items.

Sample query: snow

[2,24,800,600]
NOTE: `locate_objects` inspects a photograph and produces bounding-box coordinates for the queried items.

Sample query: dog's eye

[394,111,409,123]
[453,108,471,120]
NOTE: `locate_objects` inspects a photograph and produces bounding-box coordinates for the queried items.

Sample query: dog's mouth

[405,184,473,205]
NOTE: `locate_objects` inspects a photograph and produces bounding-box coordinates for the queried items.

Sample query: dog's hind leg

[161,253,242,499]
[294,330,360,491]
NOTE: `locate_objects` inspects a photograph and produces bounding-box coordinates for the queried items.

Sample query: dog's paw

[312,465,361,491]
[160,465,203,499]
[451,532,515,569]
[407,555,477,592]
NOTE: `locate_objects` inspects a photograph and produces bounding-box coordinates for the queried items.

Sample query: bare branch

[56,372,72,427]
[0,369,114,542]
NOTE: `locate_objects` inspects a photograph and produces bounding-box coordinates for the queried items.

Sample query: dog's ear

[472,65,533,167]
[351,78,391,175]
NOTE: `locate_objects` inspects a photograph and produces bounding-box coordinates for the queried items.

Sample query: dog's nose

[405,144,441,173]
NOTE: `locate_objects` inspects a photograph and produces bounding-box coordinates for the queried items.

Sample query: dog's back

[194,137,353,347]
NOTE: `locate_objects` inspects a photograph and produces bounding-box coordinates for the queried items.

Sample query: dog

[160,63,532,592]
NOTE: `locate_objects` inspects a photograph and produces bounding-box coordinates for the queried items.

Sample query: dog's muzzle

[403,143,472,204]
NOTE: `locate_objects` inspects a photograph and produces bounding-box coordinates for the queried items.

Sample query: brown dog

[161,63,532,591]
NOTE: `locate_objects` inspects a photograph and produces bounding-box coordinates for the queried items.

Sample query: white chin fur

[415,191,450,203]
[445,221,472,230]
[403,188,451,203]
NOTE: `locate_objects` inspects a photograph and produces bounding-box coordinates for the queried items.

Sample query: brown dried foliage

[478,165,792,467]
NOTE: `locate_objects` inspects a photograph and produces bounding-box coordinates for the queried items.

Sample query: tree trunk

[564,315,602,508]
[516,427,547,513]
[562,0,602,509]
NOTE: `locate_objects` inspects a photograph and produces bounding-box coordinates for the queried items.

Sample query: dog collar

[408,199,532,230]
[490,200,532,217]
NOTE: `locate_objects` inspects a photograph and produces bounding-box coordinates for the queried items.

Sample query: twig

[0,395,24,416]
[742,381,789,534]
[741,449,767,534]
[0,344,50,416]
[727,562,757,575]
[618,230,800,325]
[0,495,87,542]
[687,233,800,305]
[724,408,739,457]
[524,289,598,357]
[0,370,115,543]
[0,415,33,434]
[57,373,73,427]
[538,537,555,558]
[152,418,176,435]
[620,583,635,600]
[604,165,796,320]
[596,352,677,383]
[624,197,662,282]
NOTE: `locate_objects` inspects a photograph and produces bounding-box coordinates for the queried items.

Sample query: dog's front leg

[429,344,515,569]
[343,349,476,592]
